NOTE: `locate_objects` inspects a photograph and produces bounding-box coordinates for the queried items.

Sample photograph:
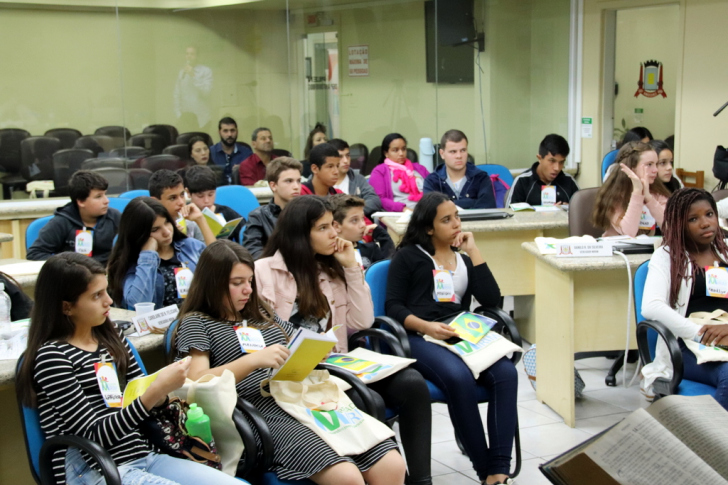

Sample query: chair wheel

[605,375,617,387]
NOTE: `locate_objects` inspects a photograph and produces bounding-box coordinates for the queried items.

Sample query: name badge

[639,206,656,231]
[174,266,193,299]
[75,228,93,256]
[433,269,456,302]
[176,215,188,235]
[234,322,266,353]
[706,266,728,298]
[94,362,122,408]
[541,185,557,206]
[354,249,364,270]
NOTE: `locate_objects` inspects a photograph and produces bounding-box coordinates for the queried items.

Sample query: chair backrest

[94,125,131,142]
[128,168,153,190]
[119,189,150,199]
[271,148,292,158]
[349,143,368,171]
[74,136,105,156]
[90,135,121,153]
[44,128,82,149]
[632,261,657,361]
[162,144,190,163]
[475,164,514,187]
[129,133,168,155]
[601,150,618,180]
[21,136,61,181]
[82,158,129,171]
[91,167,131,194]
[177,131,213,147]
[568,187,602,237]
[26,215,54,249]
[164,319,180,363]
[0,128,31,173]
[108,197,131,213]
[140,154,185,173]
[52,148,95,194]
[109,146,148,160]
[365,260,391,317]
[713,189,728,202]
[232,164,241,185]
[215,185,260,219]
[676,168,705,189]
[143,124,179,147]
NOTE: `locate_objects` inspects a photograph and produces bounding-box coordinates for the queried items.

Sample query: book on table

[539,394,728,485]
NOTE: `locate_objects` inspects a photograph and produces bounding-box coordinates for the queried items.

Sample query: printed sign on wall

[348,45,369,77]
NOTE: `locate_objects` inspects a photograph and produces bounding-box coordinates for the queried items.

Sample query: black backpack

[713,146,728,189]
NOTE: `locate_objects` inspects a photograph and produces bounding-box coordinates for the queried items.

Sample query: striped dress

[34,335,152,485]
[175,313,397,480]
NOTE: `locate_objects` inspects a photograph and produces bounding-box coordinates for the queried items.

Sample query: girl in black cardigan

[385,192,518,485]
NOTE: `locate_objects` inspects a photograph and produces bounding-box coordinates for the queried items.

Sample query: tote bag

[424,331,522,379]
[684,310,728,364]
[262,370,394,456]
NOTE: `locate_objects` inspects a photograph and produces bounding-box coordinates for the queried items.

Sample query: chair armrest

[230,399,261,479]
[316,364,385,422]
[235,397,274,475]
[372,316,411,357]
[40,435,121,485]
[474,306,523,365]
[348,328,406,357]
[636,319,684,395]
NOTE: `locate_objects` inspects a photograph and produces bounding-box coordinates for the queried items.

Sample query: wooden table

[521,242,651,427]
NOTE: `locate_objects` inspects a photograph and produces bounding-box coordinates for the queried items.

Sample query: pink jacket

[254,251,374,352]
[604,191,668,237]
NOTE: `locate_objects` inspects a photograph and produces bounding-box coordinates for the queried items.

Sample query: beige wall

[582,0,728,189]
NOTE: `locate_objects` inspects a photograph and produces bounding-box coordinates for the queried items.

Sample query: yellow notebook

[121,357,190,407]
[272,328,337,382]
[202,207,243,239]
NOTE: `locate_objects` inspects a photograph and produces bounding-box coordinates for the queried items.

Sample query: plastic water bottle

[419,137,435,172]
[186,403,213,444]
[0,282,11,338]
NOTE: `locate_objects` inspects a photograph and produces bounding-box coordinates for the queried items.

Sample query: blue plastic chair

[475,164,514,187]
[118,189,149,199]
[214,186,260,220]
[634,261,717,399]
[364,259,522,478]
[107,197,131,213]
[26,215,54,250]
[601,150,618,180]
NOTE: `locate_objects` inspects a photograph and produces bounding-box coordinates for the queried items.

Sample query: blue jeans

[408,335,518,479]
[65,447,247,485]
[680,340,728,410]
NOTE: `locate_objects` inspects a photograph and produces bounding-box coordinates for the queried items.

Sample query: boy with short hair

[184,165,244,241]
[243,157,302,259]
[330,194,394,270]
[506,133,579,206]
[148,169,216,245]
[27,170,120,264]
[423,129,496,209]
[300,143,343,196]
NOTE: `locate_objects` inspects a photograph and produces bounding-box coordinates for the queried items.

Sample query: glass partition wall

[0,0,572,199]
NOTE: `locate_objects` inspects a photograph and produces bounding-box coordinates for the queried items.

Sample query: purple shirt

[368,162,430,212]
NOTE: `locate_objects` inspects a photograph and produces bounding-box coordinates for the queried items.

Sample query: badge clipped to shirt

[354,249,364,270]
[234,320,266,353]
[706,265,728,298]
[639,206,656,231]
[174,264,194,299]
[433,269,456,302]
[540,185,557,206]
[75,228,93,256]
[94,361,122,408]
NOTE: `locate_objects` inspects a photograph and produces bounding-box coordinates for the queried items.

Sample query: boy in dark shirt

[330,194,394,270]
[27,171,120,264]
[184,165,244,241]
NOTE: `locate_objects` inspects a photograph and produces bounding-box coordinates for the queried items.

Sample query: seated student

[239,127,279,185]
[210,117,253,185]
[0,272,32,320]
[27,171,120,264]
[107,197,206,310]
[651,139,683,193]
[300,143,344,196]
[149,169,216,246]
[189,135,211,166]
[300,123,328,179]
[604,127,656,181]
[424,130,496,209]
[641,188,728,409]
[593,141,670,237]
[506,134,578,207]
[254,196,431,484]
[329,138,383,217]
[330,194,394,270]
[242,157,301,259]
[184,165,244,242]
[386,192,518,485]
[175,240,406,485]
[16,252,242,485]
[369,133,429,212]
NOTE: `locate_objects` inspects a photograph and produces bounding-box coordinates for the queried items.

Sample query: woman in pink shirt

[593,141,671,237]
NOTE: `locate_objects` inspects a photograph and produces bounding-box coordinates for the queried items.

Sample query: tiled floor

[397,348,649,484]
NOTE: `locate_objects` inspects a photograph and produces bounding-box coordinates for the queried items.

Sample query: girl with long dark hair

[107,197,205,310]
[368,133,429,212]
[16,252,242,485]
[385,192,518,485]
[641,188,728,409]
[650,139,683,193]
[175,240,406,484]
[255,196,432,485]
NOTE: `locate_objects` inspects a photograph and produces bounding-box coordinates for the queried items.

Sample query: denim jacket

[122,237,205,310]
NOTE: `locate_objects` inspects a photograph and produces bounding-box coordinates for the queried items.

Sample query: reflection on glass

[174,46,214,133]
